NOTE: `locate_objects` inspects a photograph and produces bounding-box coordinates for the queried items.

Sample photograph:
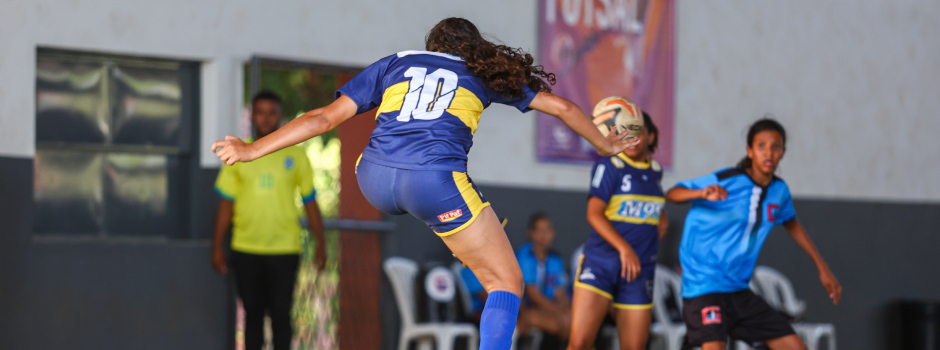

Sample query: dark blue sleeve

[778,183,797,223]
[335,55,394,114]
[489,83,538,112]
[589,159,617,202]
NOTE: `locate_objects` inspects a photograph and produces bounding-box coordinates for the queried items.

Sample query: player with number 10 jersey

[211,18,640,350]
[340,50,535,172]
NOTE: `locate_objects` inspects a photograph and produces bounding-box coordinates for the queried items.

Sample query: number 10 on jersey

[398,67,458,122]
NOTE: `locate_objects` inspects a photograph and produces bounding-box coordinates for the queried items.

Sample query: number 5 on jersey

[399,67,458,122]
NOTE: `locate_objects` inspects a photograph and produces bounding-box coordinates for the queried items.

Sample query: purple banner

[537,0,675,167]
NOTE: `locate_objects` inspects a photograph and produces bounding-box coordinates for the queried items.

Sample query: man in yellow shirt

[211,91,326,350]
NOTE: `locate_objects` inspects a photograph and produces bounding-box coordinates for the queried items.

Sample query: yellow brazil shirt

[214,140,315,255]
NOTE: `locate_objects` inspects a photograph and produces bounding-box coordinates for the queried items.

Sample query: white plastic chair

[752,266,836,350]
[450,262,541,350]
[384,257,479,350]
[650,265,686,350]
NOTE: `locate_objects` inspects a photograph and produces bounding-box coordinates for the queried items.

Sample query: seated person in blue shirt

[665,119,842,350]
[516,212,571,340]
[460,266,488,323]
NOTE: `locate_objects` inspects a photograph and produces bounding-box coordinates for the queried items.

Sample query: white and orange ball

[591,96,643,139]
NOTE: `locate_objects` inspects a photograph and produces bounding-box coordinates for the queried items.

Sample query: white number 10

[398,67,459,122]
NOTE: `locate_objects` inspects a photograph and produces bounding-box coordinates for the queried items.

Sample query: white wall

[1,0,938,202]
[670,0,940,202]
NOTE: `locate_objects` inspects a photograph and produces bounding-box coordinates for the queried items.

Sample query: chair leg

[471,332,480,350]
[398,333,411,350]
[668,332,683,350]
[437,333,454,350]
[827,330,836,350]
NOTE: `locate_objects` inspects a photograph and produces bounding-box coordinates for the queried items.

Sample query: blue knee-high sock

[479,291,520,350]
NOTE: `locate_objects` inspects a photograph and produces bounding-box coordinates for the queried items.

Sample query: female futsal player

[665,118,842,350]
[568,111,667,350]
[212,18,639,350]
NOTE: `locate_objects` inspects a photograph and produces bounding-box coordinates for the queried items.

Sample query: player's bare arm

[212,95,359,165]
[528,91,640,156]
[665,185,727,203]
[783,219,842,305]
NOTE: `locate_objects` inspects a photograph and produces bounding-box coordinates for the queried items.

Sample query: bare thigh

[441,206,523,296]
[614,308,652,350]
[566,286,611,350]
[701,341,727,350]
[764,334,807,350]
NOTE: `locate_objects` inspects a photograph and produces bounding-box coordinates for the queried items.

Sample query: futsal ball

[592,96,643,139]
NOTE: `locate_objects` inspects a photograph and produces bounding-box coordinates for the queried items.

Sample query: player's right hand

[700,185,728,201]
[600,126,642,156]
[820,269,842,305]
[211,248,227,274]
[619,245,642,282]
[212,136,254,165]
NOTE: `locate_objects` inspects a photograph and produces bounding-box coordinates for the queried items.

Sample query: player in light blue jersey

[568,112,668,350]
[212,18,640,350]
[665,119,841,350]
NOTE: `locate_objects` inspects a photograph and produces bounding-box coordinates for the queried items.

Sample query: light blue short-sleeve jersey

[676,167,796,298]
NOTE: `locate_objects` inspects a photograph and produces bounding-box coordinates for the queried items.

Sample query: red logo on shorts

[438,209,463,222]
[702,306,722,325]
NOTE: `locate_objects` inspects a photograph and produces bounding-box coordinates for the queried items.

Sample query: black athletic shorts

[682,289,795,348]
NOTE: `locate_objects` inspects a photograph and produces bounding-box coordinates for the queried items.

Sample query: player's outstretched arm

[212,96,359,165]
[665,185,727,203]
[527,91,640,156]
[782,219,842,305]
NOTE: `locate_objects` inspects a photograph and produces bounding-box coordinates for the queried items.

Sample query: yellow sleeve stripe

[375,81,409,118]
[446,87,484,134]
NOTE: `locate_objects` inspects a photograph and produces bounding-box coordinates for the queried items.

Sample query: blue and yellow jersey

[675,167,796,298]
[336,50,537,172]
[584,154,665,263]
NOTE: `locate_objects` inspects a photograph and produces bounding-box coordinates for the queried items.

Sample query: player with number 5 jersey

[568,111,667,350]
[211,18,641,350]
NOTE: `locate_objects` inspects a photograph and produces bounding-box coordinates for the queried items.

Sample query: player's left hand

[601,126,642,156]
[314,245,327,272]
[212,136,255,165]
[819,269,842,305]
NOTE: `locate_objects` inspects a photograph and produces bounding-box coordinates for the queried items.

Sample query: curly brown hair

[425,17,556,99]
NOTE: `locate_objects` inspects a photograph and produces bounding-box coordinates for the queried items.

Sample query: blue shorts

[356,157,490,236]
[574,254,655,309]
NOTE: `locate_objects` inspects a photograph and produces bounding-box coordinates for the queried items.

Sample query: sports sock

[478,290,521,350]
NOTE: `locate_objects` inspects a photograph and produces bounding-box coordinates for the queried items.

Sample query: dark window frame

[33,47,202,241]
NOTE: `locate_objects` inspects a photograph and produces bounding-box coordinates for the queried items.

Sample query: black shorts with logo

[682,289,795,348]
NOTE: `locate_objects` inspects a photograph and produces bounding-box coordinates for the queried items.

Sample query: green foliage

[244,63,343,350]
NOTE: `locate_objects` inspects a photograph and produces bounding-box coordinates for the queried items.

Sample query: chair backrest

[653,265,683,323]
[752,265,806,317]
[451,262,475,316]
[384,257,419,326]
